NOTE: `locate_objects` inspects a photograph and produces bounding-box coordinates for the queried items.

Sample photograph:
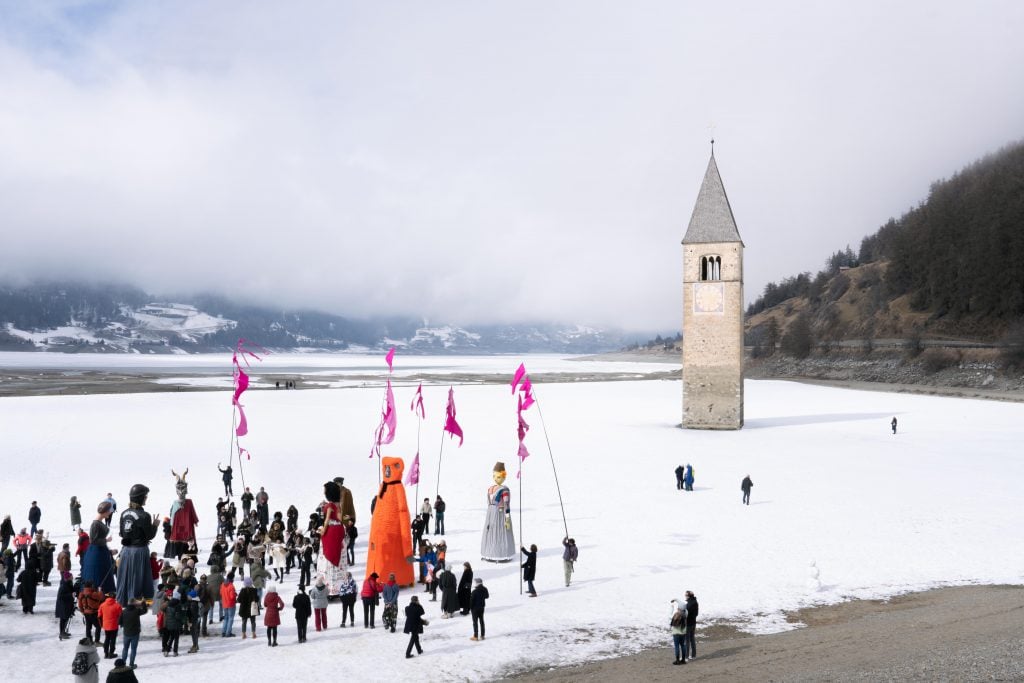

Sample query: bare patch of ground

[512,584,1024,682]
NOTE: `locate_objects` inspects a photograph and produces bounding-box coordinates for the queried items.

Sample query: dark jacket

[471,584,489,612]
[164,599,187,631]
[118,507,158,547]
[439,569,458,613]
[17,565,38,607]
[403,601,425,634]
[520,547,536,581]
[457,568,473,611]
[237,586,260,619]
[55,577,75,619]
[28,505,41,524]
[685,595,699,627]
[105,664,140,682]
[119,603,144,637]
[741,477,753,492]
[292,591,311,620]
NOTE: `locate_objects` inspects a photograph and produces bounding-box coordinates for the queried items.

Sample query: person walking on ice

[741,475,753,505]
[891,416,898,434]
[403,595,426,658]
[562,537,578,587]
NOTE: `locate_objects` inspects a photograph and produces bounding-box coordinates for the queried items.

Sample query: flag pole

[518,462,523,595]
[534,397,569,539]
[435,431,446,502]
[415,410,422,511]
[233,411,247,493]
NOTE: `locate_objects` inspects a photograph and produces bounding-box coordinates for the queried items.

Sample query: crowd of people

[0,467,531,680]
[2,463,722,680]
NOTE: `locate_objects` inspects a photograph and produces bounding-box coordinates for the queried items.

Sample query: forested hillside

[746,140,1024,350]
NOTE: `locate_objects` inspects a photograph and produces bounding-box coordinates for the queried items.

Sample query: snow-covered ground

[0,357,1022,682]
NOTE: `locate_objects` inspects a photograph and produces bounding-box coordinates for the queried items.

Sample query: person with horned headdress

[481,461,515,562]
[116,484,159,606]
[169,469,199,559]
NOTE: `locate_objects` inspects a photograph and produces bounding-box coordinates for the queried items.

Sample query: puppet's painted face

[493,470,506,486]
[382,457,404,484]
[176,480,188,499]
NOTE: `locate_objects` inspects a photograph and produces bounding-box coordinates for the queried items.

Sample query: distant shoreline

[513,584,1024,682]
[576,350,1024,403]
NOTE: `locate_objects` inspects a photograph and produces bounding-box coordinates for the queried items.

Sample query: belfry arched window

[700,255,722,281]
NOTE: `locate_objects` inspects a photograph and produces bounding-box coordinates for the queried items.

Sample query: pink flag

[370,377,397,457]
[232,366,250,405]
[516,394,531,478]
[385,347,396,372]
[406,452,421,486]
[238,447,252,461]
[443,386,464,446]
[410,383,426,419]
[511,363,527,394]
[380,378,397,445]
[519,375,535,411]
[235,403,249,437]
[234,338,267,366]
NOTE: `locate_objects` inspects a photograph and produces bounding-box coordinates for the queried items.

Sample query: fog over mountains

[0,281,653,354]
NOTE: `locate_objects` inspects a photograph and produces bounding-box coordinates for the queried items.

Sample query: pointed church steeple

[682,153,743,245]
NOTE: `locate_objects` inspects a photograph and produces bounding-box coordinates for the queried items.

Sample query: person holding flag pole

[510,363,573,593]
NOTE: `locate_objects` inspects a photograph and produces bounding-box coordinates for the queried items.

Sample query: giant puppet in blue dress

[480,461,515,562]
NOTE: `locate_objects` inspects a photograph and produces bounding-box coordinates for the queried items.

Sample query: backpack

[71,651,94,676]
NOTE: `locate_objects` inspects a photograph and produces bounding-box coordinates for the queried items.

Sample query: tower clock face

[693,282,725,314]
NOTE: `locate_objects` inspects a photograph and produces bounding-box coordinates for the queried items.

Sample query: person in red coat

[75,529,90,567]
[262,584,284,646]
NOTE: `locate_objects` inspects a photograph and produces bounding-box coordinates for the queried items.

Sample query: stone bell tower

[681,146,744,429]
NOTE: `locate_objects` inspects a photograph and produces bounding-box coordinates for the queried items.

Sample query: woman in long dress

[317,481,348,595]
[480,461,515,562]
[82,502,116,594]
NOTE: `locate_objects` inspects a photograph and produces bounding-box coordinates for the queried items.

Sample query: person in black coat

[55,571,76,639]
[28,502,42,536]
[520,544,537,596]
[470,577,489,641]
[403,595,426,658]
[218,463,234,497]
[684,591,699,659]
[741,476,753,505]
[106,658,139,682]
[457,562,473,615]
[17,557,39,613]
[292,585,311,642]
[674,464,685,490]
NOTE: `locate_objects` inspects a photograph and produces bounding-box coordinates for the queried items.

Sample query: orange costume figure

[365,457,415,587]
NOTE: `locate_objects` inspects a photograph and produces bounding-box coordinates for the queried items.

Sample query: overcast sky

[1,1,1022,330]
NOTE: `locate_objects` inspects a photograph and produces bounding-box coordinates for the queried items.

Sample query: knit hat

[267,584,277,593]
[243,577,253,587]
[114,659,126,667]
[474,578,482,585]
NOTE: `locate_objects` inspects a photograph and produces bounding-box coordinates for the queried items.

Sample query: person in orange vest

[97,591,123,659]
[220,575,238,637]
